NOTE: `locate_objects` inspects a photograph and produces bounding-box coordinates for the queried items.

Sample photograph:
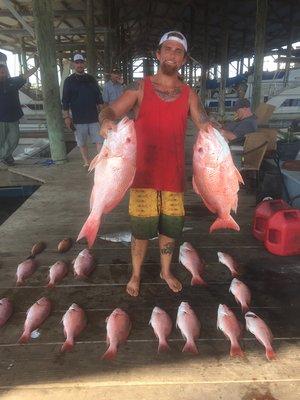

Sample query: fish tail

[209,216,240,233]
[241,303,250,314]
[266,347,276,361]
[230,343,244,358]
[46,281,55,289]
[77,214,101,248]
[18,331,30,344]
[191,275,207,286]
[61,338,74,353]
[182,340,199,355]
[232,271,240,278]
[158,340,171,354]
[16,278,24,287]
[101,345,117,360]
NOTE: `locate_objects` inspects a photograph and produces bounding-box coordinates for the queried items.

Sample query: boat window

[280,98,300,107]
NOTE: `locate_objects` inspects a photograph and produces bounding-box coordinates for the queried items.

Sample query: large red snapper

[217,304,244,357]
[18,297,51,343]
[193,125,244,233]
[77,118,136,248]
[176,302,200,354]
[149,306,173,353]
[47,260,69,288]
[102,308,131,360]
[0,298,13,328]
[61,303,87,352]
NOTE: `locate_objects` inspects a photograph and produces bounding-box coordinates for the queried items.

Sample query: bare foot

[126,275,140,297]
[160,272,182,293]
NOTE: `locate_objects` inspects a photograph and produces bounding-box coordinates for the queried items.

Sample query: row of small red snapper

[0,297,275,361]
[1,242,275,360]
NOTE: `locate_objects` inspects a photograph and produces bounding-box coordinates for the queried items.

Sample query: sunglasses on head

[167,32,184,40]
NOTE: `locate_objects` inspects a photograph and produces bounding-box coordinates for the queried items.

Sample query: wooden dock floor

[0,125,299,400]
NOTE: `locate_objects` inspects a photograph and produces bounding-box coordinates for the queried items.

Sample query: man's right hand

[99,119,117,138]
[64,116,73,130]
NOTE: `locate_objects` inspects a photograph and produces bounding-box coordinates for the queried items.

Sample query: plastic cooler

[264,209,300,256]
[252,199,291,241]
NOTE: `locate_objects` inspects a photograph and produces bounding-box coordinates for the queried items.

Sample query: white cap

[159,31,187,52]
[73,54,85,62]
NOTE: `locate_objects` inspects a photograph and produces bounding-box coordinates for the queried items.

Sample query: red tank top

[132,76,190,192]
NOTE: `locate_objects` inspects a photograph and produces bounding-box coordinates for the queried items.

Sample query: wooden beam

[32,0,67,164]
[86,0,97,77]
[252,0,268,111]
[2,0,35,37]
[0,27,109,37]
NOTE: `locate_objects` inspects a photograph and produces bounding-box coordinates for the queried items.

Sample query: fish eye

[126,137,131,143]
[198,147,203,154]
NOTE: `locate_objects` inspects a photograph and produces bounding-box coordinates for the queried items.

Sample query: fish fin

[231,197,238,214]
[191,276,207,286]
[266,347,276,361]
[182,340,199,355]
[77,214,102,248]
[158,341,171,354]
[192,176,200,195]
[101,345,117,360]
[88,153,103,172]
[46,280,55,289]
[230,343,244,358]
[90,186,95,211]
[209,216,240,233]
[235,167,245,185]
[61,339,74,353]
[18,332,30,344]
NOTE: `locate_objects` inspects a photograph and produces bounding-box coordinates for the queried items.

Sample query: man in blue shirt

[0,63,39,166]
[102,68,124,106]
[62,54,103,167]
[222,98,258,144]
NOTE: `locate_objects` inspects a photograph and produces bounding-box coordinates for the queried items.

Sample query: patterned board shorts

[74,123,103,147]
[129,188,185,240]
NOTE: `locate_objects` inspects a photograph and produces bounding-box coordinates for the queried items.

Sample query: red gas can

[252,199,291,241]
[264,209,300,256]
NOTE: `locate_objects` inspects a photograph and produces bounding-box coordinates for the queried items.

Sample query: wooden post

[284,4,294,87]
[32,0,67,163]
[252,0,268,111]
[20,37,28,74]
[218,2,229,118]
[86,0,97,77]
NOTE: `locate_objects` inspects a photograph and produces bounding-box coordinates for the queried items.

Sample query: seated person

[222,98,258,144]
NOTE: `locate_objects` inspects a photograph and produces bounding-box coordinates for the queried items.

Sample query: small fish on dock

[47,260,69,288]
[245,311,276,361]
[73,249,95,279]
[149,307,173,353]
[229,278,251,313]
[217,252,240,277]
[217,304,244,357]
[102,308,131,360]
[16,258,38,286]
[0,298,13,328]
[179,242,207,286]
[30,241,47,257]
[176,302,201,354]
[57,238,73,253]
[61,304,87,353]
[18,297,51,344]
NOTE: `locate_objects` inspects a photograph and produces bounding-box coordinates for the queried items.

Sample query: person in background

[62,54,103,168]
[221,98,258,144]
[102,68,124,106]
[0,62,39,166]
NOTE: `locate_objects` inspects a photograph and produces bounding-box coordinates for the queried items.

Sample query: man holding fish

[98,31,209,297]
